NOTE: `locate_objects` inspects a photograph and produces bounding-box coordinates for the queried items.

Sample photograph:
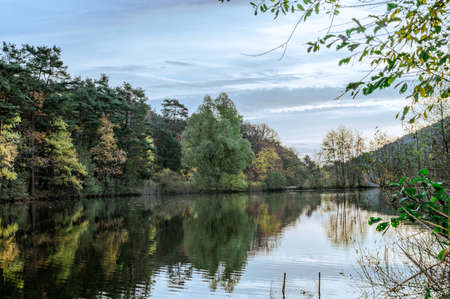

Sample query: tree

[183,93,254,190]
[241,122,279,154]
[0,116,20,189]
[407,98,450,177]
[264,171,287,190]
[161,98,188,139]
[44,118,86,191]
[219,0,449,121]
[276,146,305,186]
[0,43,164,197]
[302,154,323,188]
[91,116,127,185]
[251,147,282,181]
[151,124,182,171]
[141,136,157,179]
[0,42,71,196]
[321,126,365,186]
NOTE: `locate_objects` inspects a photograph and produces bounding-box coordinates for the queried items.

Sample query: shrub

[369,168,449,260]
[218,172,248,191]
[156,168,194,194]
[264,171,286,190]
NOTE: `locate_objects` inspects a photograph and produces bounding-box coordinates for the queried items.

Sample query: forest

[0,42,448,200]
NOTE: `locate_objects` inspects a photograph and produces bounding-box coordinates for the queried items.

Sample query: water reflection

[0,190,394,298]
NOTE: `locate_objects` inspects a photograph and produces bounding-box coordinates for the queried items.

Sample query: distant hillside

[364,116,449,186]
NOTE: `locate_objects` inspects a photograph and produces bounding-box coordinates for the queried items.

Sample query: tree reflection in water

[0,190,394,298]
[321,190,395,247]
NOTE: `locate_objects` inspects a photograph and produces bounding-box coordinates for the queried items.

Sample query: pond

[0,190,399,298]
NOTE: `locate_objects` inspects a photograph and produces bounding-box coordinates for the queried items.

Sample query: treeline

[0,43,319,199]
[2,43,446,198]
[0,43,160,198]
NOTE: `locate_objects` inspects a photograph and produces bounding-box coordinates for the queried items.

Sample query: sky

[0,0,407,156]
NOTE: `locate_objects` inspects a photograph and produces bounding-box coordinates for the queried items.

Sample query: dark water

[0,190,398,298]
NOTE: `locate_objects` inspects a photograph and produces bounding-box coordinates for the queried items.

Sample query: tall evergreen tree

[44,118,86,191]
[161,98,188,139]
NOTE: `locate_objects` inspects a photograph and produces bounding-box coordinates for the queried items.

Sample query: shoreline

[0,185,381,203]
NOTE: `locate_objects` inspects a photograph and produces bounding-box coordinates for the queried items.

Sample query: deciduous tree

[0,116,20,188]
[91,116,127,185]
[183,93,254,190]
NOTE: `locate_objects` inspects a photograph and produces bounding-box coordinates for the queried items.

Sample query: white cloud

[266,98,405,114]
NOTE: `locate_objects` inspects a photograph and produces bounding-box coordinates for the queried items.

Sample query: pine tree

[44,118,86,191]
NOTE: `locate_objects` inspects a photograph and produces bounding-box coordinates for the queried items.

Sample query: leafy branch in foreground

[369,168,449,261]
[219,0,449,122]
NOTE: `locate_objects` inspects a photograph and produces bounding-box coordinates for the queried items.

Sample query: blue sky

[1,0,407,155]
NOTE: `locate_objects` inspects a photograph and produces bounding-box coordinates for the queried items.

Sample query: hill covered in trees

[317,113,449,188]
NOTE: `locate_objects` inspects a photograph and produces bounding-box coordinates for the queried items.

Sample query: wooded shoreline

[1,43,448,201]
[2,184,384,203]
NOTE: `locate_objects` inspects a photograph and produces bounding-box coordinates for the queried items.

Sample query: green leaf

[368,216,382,225]
[437,248,447,260]
[432,182,443,189]
[390,217,400,228]
[338,57,351,66]
[405,187,416,195]
[376,222,389,232]
[419,168,429,176]
[387,3,397,10]
[401,106,410,120]
[304,9,312,20]
[412,177,426,183]
[400,83,408,94]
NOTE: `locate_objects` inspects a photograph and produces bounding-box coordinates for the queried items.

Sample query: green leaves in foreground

[369,169,449,260]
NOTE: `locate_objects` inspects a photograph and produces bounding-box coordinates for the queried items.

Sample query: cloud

[87,65,152,73]
[164,60,195,67]
[265,98,404,114]
[151,73,301,89]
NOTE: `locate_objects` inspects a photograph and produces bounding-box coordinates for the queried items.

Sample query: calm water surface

[0,190,399,298]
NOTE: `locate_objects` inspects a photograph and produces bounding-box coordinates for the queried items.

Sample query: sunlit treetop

[219,0,449,123]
